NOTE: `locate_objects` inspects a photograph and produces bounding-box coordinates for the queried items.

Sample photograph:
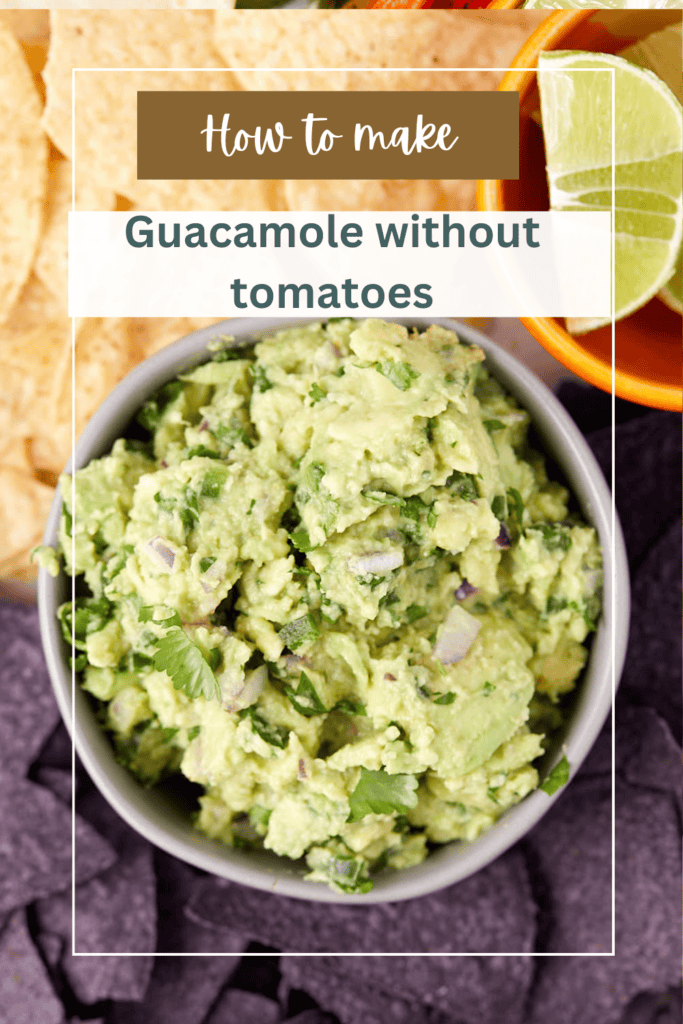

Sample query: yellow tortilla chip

[35,158,116,314]
[214,11,545,93]
[0,11,49,86]
[0,467,55,566]
[0,23,48,328]
[42,11,268,211]
[74,317,143,436]
[0,275,63,346]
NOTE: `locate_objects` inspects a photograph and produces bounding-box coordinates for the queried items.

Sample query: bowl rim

[38,316,630,907]
[476,9,683,414]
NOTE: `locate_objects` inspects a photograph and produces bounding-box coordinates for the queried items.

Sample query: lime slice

[537,49,683,335]
[621,23,683,316]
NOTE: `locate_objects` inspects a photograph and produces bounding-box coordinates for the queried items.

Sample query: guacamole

[44,319,602,894]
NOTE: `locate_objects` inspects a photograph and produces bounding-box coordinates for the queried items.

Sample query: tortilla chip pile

[0,400,679,1020]
[0,9,545,580]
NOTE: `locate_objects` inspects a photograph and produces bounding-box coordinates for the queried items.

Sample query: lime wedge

[621,23,683,316]
[537,49,683,335]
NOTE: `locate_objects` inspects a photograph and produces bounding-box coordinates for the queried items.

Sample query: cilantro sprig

[152,627,221,701]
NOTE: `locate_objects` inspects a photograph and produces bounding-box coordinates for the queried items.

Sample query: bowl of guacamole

[37,318,629,903]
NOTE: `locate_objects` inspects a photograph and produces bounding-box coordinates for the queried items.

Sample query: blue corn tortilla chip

[205,989,280,1024]
[616,706,681,801]
[282,1014,339,1024]
[37,722,73,772]
[155,851,245,955]
[106,954,242,1024]
[0,911,63,1024]
[186,846,535,954]
[619,988,682,1024]
[281,953,534,1024]
[621,520,682,744]
[0,604,60,776]
[524,779,680,1022]
[36,801,155,1000]
[35,766,73,805]
[279,962,426,1024]
[0,775,115,914]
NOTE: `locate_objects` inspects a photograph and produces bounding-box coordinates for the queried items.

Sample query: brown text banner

[137,91,519,181]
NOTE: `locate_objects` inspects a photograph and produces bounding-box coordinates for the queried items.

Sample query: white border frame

[70,64,618,958]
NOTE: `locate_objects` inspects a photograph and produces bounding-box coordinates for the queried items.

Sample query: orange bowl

[477,10,683,411]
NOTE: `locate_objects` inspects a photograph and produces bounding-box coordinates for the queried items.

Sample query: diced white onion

[433,606,481,665]
[222,664,267,713]
[148,537,175,570]
[348,550,403,576]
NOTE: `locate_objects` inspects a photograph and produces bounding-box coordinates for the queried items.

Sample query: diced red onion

[433,606,481,665]
[495,524,511,549]
[298,758,308,781]
[148,537,175,570]
[199,419,209,432]
[349,550,403,576]
[455,580,477,601]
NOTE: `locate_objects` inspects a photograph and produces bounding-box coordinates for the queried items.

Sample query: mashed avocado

[45,319,602,893]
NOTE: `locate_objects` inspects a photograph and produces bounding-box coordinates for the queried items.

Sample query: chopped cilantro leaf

[252,364,273,393]
[138,606,182,628]
[200,466,228,498]
[507,487,524,526]
[347,767,418,823]
[249,805,272,831]
[482,681,496,696]
[405,604,428,624]
[186,445,220,460]
[152,627,220,701]
[199,556,216,573]
[484,419,505,433]
[540,754,570,795]
[427,505,437,529]
[239,706,289,749]
[284,671,327,717]
[58,597,113,651]
[212,345,245,362]
[215,419,253,449]
[278,613,321,651]
[161,727,179,744]
[362,489,405,508]
[432,691,456,705]
[290,528,315,553]
[187,725,201,741]
[153,492,176,515]
[445,470,479,501]
[373,360,420,391]
[491,495,506,520]
[533,524,572,552]
[62,506,73,538]
[332,698,367,717]
[309,383,326,404]
[137,379,183,432]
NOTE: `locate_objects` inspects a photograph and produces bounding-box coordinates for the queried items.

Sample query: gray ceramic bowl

[38,317,630,905]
